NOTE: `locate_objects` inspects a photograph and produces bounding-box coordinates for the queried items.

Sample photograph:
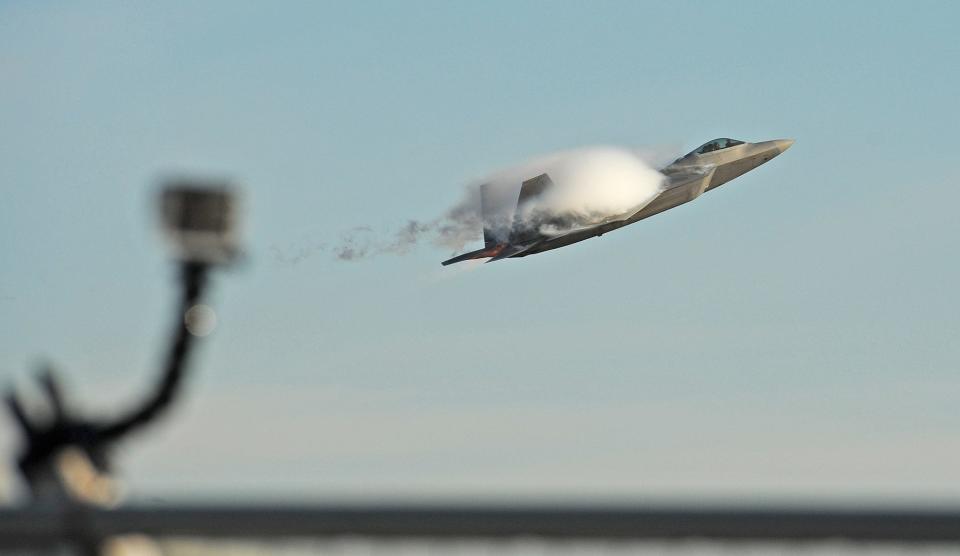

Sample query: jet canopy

[693,138,745,155]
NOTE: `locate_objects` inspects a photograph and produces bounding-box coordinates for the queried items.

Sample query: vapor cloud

[272,146,669,265]
[503,147,665,237]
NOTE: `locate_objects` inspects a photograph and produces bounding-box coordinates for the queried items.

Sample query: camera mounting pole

[5,182,240,507]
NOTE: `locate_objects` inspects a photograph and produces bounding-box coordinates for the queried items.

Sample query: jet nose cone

[775,139,795,153]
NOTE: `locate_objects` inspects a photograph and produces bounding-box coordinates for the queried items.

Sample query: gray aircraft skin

[442,138,794,265]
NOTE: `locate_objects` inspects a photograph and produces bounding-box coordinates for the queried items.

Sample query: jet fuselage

[513,138,794,257]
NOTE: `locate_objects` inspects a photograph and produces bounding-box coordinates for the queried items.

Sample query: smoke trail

[272,145,670,265]
[332,219,459,261]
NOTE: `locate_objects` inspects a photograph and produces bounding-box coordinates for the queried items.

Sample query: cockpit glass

[694,138,744,155]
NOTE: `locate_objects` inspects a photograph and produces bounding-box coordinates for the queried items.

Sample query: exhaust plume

[272,146,669,265]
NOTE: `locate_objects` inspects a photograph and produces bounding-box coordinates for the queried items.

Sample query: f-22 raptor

[442,138,794,266]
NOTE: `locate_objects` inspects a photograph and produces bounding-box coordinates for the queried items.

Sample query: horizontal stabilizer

[441,244,507,266]
[485,242,539,263]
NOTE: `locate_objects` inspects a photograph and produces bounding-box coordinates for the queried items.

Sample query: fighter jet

[441,138,794,265]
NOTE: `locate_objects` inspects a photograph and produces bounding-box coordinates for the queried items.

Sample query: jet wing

[541,209,635,236]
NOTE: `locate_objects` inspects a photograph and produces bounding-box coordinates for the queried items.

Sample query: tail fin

[481,183,496,248]
[509,173,553,244]
[442,175,553,266]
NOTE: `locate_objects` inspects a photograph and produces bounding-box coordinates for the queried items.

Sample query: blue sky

[2,1,960,502]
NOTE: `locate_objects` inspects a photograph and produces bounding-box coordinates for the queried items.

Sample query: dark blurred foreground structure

[5,260,208,502]
[5,504,960,550]
[3,182,239,554]
[4,183,960,555]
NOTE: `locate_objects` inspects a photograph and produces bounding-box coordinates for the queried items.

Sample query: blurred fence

[4,504,960,554]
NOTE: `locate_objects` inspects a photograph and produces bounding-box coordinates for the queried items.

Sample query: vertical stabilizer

[509,173,554,244]
[480,183,496,248]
